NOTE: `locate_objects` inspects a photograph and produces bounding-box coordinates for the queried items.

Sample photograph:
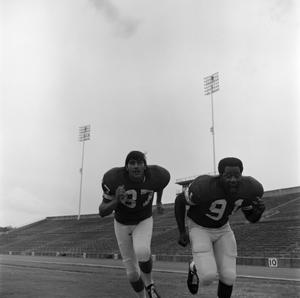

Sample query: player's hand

[178,231,189,247]
[156,203,164,214]
[115,185,126,202]
[252,198,265,214]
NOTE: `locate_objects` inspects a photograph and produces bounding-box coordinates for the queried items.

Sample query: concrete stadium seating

[0,192,299,267]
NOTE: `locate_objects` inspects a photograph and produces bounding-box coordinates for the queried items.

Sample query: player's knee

[199,272,217,286]
[135,245,151,262]
[219,269,236,285]
[123,258,140,281]
[139,257,152,274]
[193,251,217,286]
[127,270,140,282]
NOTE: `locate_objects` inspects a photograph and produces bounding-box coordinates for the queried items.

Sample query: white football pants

[188,218,237,286]
[114,217,153,280]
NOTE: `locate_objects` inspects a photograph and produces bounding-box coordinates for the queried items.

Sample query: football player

[175,157,265,298]
[99,151,170,298]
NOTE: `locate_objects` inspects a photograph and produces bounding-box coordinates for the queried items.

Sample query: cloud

[89,0,140,37]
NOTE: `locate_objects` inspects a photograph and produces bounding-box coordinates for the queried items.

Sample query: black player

[175,157,265,298]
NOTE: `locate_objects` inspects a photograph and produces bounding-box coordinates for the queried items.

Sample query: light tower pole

[78,125,91,220]
[204,72,219,175]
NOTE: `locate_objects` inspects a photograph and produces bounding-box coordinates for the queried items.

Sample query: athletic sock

[217,280,233,298]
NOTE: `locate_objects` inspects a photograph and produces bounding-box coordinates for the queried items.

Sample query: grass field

[0,256,299,298]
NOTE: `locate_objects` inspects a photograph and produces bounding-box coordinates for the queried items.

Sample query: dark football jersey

[101,165,170,225]
[185,175,264,228]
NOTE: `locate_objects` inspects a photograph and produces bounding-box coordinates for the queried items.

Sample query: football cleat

[187,260,199,295]
[146,283,161,298]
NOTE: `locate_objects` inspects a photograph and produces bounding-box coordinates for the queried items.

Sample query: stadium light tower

[204,72,219,175]
[78,125,91,220]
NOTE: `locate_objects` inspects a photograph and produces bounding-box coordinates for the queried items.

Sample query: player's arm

[99,185,125,217]
[154,166,171,214]
[99,195,118,217]
[156,189,164,214]
[242,197,265,223]
[174,192,190,246]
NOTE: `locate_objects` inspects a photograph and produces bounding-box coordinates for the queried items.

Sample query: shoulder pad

[241,176,264,198]
[188,175,213,204]
[102,167,125,194]
[147,165,170,189]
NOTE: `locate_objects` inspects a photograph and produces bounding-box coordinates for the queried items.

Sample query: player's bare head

[218,157,243,175]
[218,157,243,194]
[125,151,147,167]
[125,151,147,182]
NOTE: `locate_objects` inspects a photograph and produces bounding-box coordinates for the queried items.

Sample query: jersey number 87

[120,189,154,208]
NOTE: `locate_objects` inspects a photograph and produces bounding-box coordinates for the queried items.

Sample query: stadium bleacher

[0,189,299,267]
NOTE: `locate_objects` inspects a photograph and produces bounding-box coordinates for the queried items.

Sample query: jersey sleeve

[187,175,210,205]
[183,187,196,205]
[101,168,121,202]
[101,182,114,202]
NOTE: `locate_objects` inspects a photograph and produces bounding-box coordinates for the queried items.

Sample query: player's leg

[214,225,237,298]
[114,219,146,298]
[188,219,218,286]
[133,217,160,297]
[133,217,153,285]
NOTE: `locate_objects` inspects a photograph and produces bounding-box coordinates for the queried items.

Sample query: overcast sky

[1,0,299,227]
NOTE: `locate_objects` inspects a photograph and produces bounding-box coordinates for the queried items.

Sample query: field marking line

[1,259,299,282]
[0,263,100,275]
